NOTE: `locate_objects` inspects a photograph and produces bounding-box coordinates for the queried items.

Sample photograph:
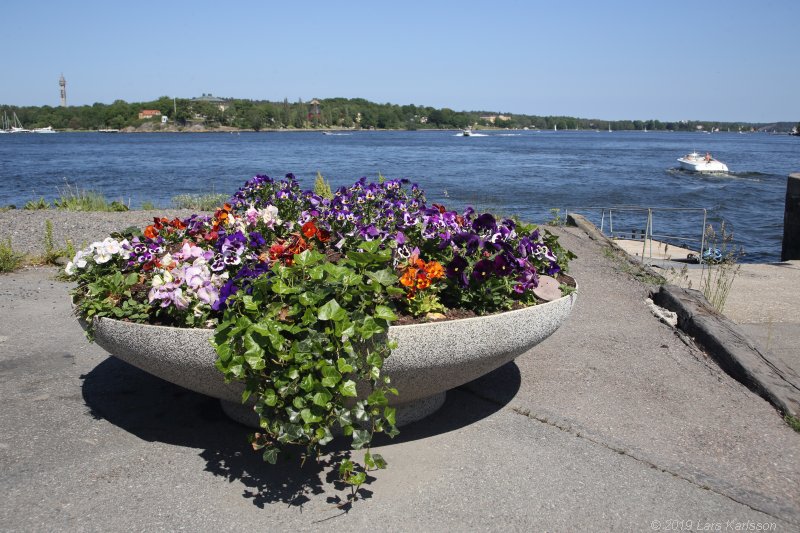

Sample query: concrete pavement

[1,225,798,531]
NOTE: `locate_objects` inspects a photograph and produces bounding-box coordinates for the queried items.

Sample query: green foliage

[72,269,151,340]
[42,220,63,265]
[405,292,446,317]
[785,414,800,432]
[313,172,333,199]
[24,197,50,210]
[0,238,25,273]
[2,100,783,132]
[140,201,157,210]
[546,208,564,226]
[52,181,128,212]
[700,222,743,313]
[172,193,229,211]
[213,242,399,496]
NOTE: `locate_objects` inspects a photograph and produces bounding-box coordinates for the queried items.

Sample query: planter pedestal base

[220,391,447,429]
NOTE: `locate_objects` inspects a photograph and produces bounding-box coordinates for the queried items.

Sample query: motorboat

[677,151,728,173]
[461,128,473,137]
[32,126,56,133]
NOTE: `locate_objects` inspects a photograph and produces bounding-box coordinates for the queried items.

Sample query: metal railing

[564,206,708,263]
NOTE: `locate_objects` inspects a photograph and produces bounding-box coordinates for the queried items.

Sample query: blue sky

[3,0,798,122]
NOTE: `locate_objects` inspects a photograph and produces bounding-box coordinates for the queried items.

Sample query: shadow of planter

[80,355,521,507]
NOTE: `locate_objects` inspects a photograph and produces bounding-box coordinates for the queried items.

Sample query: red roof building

[138,109,162,120]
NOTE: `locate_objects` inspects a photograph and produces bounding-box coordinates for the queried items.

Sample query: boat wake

[667,168,763,181]
[454,132,489,137]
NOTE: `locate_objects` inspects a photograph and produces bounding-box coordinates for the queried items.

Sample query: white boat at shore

[8,112,31,133]
[677,151,729,173]
[32,126,56,133]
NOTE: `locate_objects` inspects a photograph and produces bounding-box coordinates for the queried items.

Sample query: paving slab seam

[455,385,800,525]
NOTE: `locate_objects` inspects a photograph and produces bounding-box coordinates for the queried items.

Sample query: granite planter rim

[88,282,577,427]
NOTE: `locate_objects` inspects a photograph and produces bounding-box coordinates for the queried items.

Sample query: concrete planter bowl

[90,288,576,428]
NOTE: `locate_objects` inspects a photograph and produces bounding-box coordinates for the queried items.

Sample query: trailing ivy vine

[212,241,401,492]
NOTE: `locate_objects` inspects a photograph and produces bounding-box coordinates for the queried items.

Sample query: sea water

[1,130,796,262]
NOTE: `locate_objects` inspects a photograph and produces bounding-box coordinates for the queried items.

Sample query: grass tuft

[24,197,50,210]
[52,181,129,212]
[785,414,800,433]
[172,193,229,211]
[699,222,742,313]
[0,238,25,273]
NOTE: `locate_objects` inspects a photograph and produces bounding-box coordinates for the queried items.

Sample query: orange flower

[288,234,308,254]
[415,273,431,290]
[213,203,232,226]
[144,225,158,239]
[425,261,444,279]
[170,218,186,230]
[400,267,418,288]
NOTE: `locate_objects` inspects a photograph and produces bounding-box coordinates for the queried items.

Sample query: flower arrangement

[67,174,575,496]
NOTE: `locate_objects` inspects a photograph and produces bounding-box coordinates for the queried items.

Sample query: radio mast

[59,74,67,107]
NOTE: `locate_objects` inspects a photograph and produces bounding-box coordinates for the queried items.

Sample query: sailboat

[608,123,612,133]
[554,124,557,132]
[9,113,30,133]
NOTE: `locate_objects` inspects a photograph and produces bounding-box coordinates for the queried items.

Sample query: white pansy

[73,250,88,268]
[160,253,175,269]
[102,237,122,255]
[65,250,89,274]
[119,239,132,260]
[151,269,174,288]
[94,249,112,264]
[261,205,282,227]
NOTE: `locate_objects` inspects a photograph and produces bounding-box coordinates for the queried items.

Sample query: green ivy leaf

[299,373,316,392]
[367,388,388,407]
[366,352,384,369]
[359,316,383,339]
[339,379,358,397]
[346,470,367,486]
[336,409,353,428]
[352,429,371,450]
[292,396,306,410]
[353,401,369,422]
[262,446,279,464]
[318,299,346,322]
[271,278,298,295]
[293,249,324,268]
[370,452,388,469]
[316,427,334,446]
[337,358,354,373]
[312,389,332,407]
[263,388,277,407]
[383,406,396,426]
[374,305,397,321]
[320,365,342,387]
[366,269,398,287]
[300,408,323,424]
